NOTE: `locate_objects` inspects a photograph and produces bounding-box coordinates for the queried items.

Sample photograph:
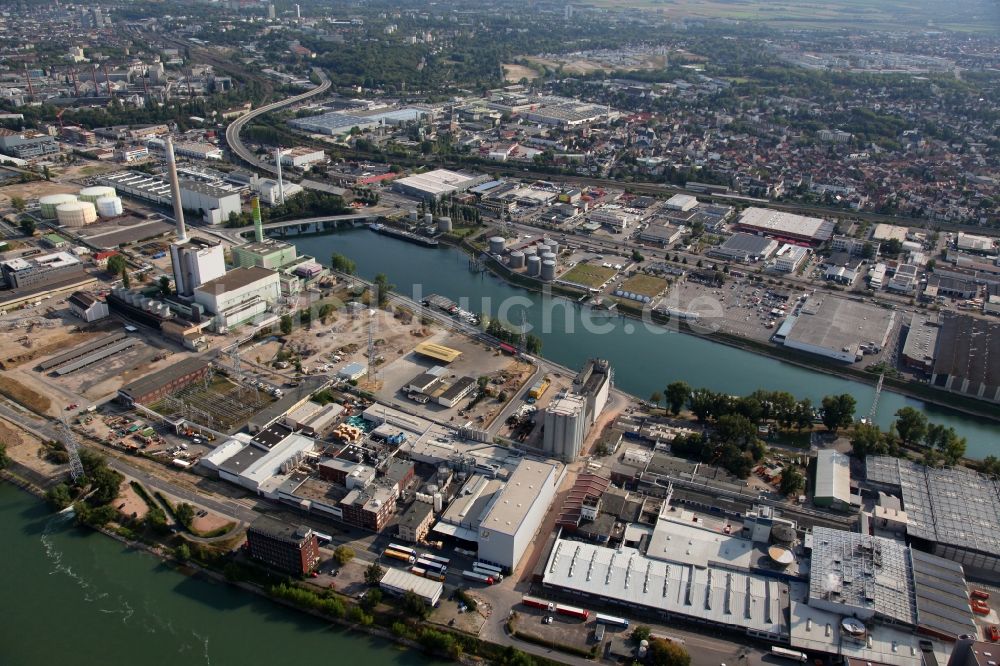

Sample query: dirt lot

[117,480,150,521]
[0,415,64,477]
[502,63,541,82]
[0,180,77,207]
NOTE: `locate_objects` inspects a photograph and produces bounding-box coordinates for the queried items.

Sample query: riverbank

[443,234,1000,429]
[0,467,554,666]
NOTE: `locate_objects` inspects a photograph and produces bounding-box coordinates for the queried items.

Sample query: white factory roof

[199,438,247,471]
[871,224,908,243]
[665,194,698,211]
[738,207,833,241]
[543,538,788,638]
[394,169,475,196]
[645,507,755,569]
[789,600,925,666]
[815,449,851,504]
[479,460,560,537]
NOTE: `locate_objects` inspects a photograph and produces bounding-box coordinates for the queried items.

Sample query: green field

[560,263,618,288]
[620,274,669,298]
[574,0,999,32]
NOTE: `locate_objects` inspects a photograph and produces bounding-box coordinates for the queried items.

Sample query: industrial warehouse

[735,207,835,245]
[777,295,895,363]
[865,456,1000,575]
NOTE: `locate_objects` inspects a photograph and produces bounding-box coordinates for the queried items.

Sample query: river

[289,227,998,459]
[0,484,430,666]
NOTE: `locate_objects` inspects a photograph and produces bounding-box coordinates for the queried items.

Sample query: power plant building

[193,266,281,332]
[170,237,226,298]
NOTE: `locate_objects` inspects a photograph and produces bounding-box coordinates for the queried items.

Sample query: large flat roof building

[782,296,895,363]
[736,207,834,245]
[476,459,562,571]
[866,456,1000,575]
[392,169,486,200]
[542,537,788,641]
[930,314,1000,404]
[707,232,779,263]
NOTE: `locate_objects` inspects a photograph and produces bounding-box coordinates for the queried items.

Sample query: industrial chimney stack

[165,136,187,242]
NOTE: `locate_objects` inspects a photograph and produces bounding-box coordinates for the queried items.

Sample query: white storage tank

[433,492,443,513]
[437,216,452,233]
[541,252,557,263]
[424,212,433,226]
[526,255,541,277]
[509,250,526,269]
[79,185,116,203]
[95,196,123,218]
[547,240,560,256]
[56,201,98,227]
[541,259,556,281]
[39,193,78,219]
[488,236,506,254]
[536,243,550,256]
[409,209,419,223]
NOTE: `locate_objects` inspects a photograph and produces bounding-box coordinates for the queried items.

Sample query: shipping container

[770,647,808,662]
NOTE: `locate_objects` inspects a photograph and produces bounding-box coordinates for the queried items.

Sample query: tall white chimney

[165,136,187,242]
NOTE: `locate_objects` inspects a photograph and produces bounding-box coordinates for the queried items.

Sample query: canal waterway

[290,228,999,459]
[0,483,430,666]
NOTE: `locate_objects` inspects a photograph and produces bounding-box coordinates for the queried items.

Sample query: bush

[45,483,74,510]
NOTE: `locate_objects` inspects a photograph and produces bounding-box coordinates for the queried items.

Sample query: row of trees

[851,407,967,467]
[654,382,857,434]
[484,317,542,354]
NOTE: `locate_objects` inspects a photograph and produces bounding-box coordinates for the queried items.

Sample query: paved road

[225,66,331,174]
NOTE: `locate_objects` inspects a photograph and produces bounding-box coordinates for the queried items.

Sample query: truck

[528,377,550,400]
[383,549,416,564]
[522,596,555,612]
[770,647,808,663]
[461,570,494,585]
[555,604,590,621]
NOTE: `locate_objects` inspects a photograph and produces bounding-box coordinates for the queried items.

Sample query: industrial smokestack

[165,137,187,242]
[275,148,286,205]
[252,197,264,243]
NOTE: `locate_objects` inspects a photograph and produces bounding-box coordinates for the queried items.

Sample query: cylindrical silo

[541,252,557,264]
[541,259,556,281]
[523,245,537,257]
[488,236,505,254]
[424,212,433,226]
[39,193,78,219]
[536,243,550,256]
[79,185,116,203]
[56,201,97,227]
[437,216,452,233]
[547,240,560,256]
[526,255,541,277]
[433,492,443,513]
[409,209,419,223]
[95,196,123,217]
[509,250,525,269]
